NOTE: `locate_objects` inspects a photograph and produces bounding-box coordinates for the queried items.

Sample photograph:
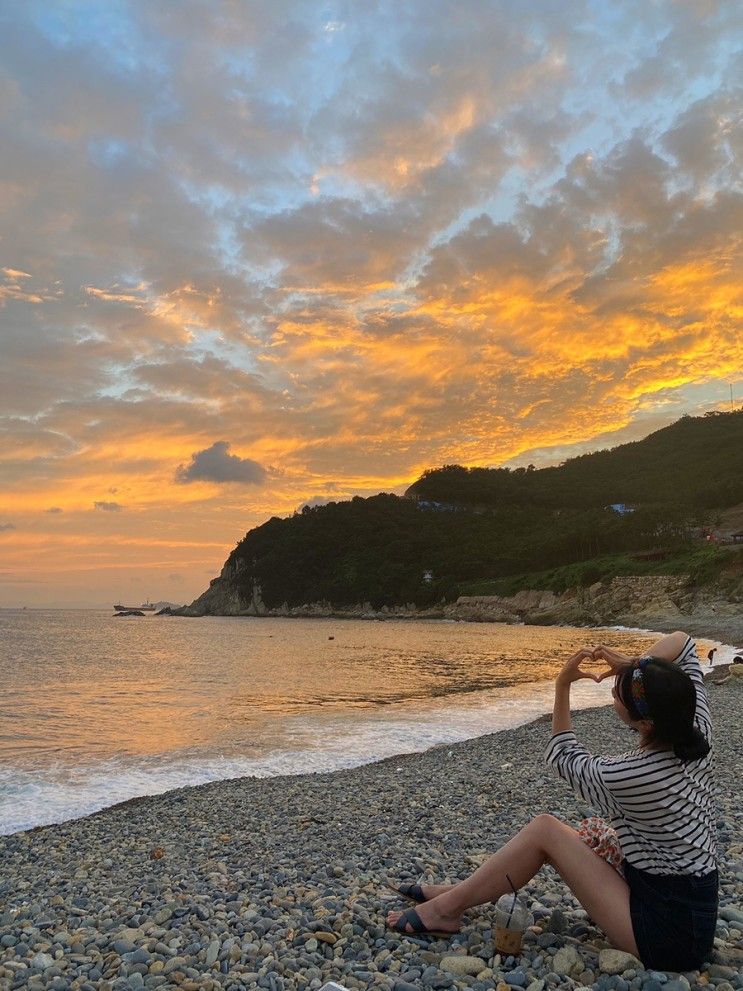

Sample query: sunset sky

[1,1,741,607]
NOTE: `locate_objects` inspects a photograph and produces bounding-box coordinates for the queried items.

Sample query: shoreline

[178,566,743,653]
[173,608,743,655]
[6,702,564,841]
[1,684,741,989]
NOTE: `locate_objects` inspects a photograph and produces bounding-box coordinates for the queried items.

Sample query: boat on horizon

[113,601,158,612]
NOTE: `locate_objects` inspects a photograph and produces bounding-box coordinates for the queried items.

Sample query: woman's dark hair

[616,657,710,762]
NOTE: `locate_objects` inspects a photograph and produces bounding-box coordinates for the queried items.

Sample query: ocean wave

[0,678,612,835]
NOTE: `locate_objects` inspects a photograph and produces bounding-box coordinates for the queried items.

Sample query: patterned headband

[631,657,652,718]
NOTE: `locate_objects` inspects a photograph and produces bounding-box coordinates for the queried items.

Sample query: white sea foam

[0,679,613,835]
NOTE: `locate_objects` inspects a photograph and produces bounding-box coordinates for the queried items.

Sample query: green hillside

[223,410,743,609]
[406,410,743,510]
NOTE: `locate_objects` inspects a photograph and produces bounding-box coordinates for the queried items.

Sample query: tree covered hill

[218,410,743,610]
[406,410,743,510]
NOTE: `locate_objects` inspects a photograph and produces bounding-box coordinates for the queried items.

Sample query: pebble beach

[1,681,741,991]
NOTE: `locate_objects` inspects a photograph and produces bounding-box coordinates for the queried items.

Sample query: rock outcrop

[449,574,742,627]
[179,558,264,616]
[451,575,694,625]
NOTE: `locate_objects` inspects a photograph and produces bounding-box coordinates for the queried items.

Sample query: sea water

[0,609,727,834]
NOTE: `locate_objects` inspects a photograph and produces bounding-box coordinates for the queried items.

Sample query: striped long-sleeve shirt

[545,636,717,876]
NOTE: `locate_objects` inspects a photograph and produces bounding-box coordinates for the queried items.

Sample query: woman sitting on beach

[387,631,718,971]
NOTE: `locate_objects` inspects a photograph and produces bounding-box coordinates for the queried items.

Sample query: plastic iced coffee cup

[493,885,531,956]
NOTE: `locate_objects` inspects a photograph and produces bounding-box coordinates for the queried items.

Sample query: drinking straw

[505,873,518,929]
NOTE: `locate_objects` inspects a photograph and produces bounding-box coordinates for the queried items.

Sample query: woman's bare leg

[387,814,639,956]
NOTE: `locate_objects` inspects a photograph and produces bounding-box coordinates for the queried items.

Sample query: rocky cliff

[178,570,741,641]
[179,558,264,617]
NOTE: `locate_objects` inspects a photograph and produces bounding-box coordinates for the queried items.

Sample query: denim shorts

[624,860,718,971]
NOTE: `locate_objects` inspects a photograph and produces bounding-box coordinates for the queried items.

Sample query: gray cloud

[618,2,739,101]
[133,355,271,405]
[176,441,267,485]
[662,89,741,185]
[0,523,16,532]
[93,501,124,512]
[45,507,63,514]
[246,197,423,292]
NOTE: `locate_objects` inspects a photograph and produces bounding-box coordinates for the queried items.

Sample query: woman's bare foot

[387,894,463,934]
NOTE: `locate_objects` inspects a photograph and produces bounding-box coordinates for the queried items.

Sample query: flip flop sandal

[389,907,456,939]
[384,882,428,904]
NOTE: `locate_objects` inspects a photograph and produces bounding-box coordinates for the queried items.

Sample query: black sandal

[389,907,457,939]
[384,882,428,904]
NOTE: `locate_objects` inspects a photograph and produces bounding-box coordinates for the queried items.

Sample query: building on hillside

[607,503,636,515]
[415,498,459,512]
[732,532,743,544]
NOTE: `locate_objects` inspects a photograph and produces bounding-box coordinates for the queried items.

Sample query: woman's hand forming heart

[556,648,606,687]
[591,645,638,680]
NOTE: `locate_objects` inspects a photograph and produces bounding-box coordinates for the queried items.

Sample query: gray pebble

[113,939,136,955]
[545,910,567,934]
